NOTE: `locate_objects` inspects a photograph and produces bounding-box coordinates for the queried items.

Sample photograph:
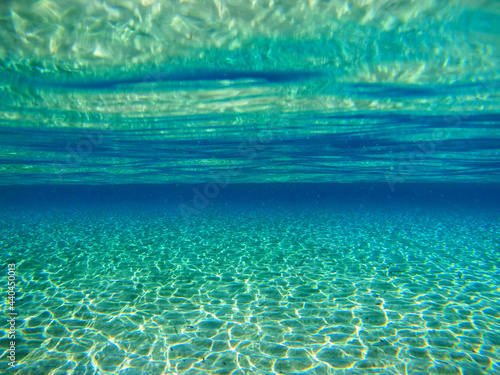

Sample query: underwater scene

[1,0,499,374]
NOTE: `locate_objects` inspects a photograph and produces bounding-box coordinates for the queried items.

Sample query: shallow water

[0,0,500,374]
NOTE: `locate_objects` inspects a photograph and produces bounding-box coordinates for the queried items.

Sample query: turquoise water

[1,1,500,374]
[1,188,500,374]
[0,0,499,185]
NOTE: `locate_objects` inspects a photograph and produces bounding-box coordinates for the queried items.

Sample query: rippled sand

[1,205,499,374]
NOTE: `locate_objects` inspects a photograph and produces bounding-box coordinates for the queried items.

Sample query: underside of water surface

[0,0,499,185]
[0,1,499,375]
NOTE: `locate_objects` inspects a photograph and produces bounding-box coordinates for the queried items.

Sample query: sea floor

[1,203,499,374]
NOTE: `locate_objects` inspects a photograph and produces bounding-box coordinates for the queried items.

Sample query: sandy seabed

[1,204,499,375]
